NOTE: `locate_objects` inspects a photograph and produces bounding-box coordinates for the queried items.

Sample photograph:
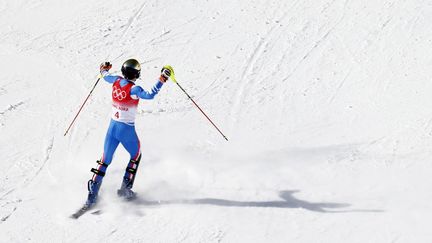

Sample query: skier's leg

[117,124,141,199]
[122,139,141,185]
[86,123,120,206]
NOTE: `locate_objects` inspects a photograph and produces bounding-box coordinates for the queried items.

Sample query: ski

[91,209,103,215]
[71,205,96,219]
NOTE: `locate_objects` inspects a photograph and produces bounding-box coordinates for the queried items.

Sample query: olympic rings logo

[112,87,127,100]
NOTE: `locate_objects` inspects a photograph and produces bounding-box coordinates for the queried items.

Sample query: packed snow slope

[1,0,432,242]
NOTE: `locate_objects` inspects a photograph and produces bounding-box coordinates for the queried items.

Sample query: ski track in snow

[228,2,292,130]
[0,206,16,222]
[27,137,55,184]
[119,2,147,41]
[0,137,55,224]
[0,101,25,116]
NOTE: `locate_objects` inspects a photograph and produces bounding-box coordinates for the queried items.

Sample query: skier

[84,59,172,208]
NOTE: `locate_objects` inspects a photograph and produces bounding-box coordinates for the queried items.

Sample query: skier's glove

[100,62,112,72]
[159,67,172,83]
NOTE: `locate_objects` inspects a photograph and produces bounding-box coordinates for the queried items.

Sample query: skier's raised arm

[130,68,171,100]
[99,62,119,83]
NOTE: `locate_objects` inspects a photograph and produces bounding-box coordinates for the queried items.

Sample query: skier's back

[85,59,172,207]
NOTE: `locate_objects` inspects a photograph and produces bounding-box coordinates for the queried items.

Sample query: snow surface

[1,0,432,242]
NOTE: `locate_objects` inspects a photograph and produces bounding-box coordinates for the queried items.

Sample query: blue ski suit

[92,70,164,182]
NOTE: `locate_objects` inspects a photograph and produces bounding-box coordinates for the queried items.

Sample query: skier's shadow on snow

[135,190,383,213]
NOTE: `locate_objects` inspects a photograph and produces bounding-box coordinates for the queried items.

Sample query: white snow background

[1,0,432,242]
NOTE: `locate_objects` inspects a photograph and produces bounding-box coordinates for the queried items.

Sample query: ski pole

[64,74,102,136]
[164,66,228,141]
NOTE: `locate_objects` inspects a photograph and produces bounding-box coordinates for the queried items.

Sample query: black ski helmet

[121,59,141,80]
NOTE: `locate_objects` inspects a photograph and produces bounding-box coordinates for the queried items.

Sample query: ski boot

[85,160,108,207]
[117,177,136,200]
[85,179,102,207]
[117,154,141,200]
